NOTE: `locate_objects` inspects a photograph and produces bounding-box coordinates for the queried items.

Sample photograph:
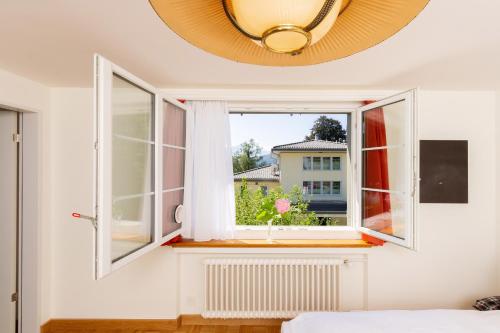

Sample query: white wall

[368,91,498,309]
[46,89,499,321]
[0,69,51,331]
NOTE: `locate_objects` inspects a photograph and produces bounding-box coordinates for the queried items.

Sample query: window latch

[72,212,97,229]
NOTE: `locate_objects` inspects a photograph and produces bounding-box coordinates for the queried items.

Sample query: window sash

[356,90,417,249]
[94,55,187,279]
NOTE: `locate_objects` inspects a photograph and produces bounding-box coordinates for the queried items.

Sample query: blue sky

[230,113,348,152]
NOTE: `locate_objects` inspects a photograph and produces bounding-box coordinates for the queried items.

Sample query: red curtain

[362,101,393,236]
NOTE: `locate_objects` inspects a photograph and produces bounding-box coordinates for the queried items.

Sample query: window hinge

[11,292,18,302]
[411,172,418,197]
[12,133,21,143]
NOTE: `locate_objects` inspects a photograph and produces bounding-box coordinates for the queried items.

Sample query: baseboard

[41,315,285,332]
[41,318,180,333]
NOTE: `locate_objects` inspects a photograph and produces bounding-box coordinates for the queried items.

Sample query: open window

[356,90,417,249]
[94,55,186,278]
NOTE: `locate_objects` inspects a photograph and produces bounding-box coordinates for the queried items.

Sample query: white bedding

[281,310,500,333]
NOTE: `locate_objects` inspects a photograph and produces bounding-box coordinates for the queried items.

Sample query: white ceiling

[1,0,499,89]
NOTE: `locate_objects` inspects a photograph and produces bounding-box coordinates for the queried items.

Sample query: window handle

[72,212,97,229]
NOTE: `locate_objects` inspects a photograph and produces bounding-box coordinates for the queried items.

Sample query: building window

[313,181,321,194]
[322,157,331,170]
[313,157,321,170]
[322,181,331,195]
[303,157,311,170]
[302,181,312,195]
[332,157,341,170]
[332,181,341,194]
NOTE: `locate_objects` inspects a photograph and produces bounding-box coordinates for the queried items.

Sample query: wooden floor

[154,325,281,333]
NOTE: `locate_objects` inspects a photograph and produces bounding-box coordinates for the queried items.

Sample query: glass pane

[112,138,154,197]
[332,157,341,170]
[313,157,321,170]
[110,73,155,262]
[362,148,405,191]
[322,181,331,195]
[163,101,186,147]
[162,190,183,237]
[313,181,321,194]
[112,195,153,261]
[322,157,331,170]
[303,157,311,170]
[363,100,407,148]
[333,181,341,194]
[112,74,154,141]
[163,147,185,190]
[362,190,405,240]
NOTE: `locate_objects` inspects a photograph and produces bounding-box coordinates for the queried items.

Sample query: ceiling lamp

[222,0,345,56]
[149,0,430,66]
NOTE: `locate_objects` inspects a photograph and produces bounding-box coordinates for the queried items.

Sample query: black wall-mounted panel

[419,140,468,203]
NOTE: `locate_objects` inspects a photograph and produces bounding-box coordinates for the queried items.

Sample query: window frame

[94,55,187,279]
[355,90,418,249]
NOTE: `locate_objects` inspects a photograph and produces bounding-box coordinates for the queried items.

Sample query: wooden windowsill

[170,239,373,248]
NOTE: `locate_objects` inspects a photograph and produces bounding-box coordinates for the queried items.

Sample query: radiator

[203,258,342,318]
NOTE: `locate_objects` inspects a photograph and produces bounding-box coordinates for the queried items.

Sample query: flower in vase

[275,198,291,214]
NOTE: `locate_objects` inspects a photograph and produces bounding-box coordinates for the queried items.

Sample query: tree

[233,139,264,172]
[305,116,346,142]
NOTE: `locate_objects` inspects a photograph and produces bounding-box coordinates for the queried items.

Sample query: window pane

[322,181,331,195]
[111,73,155,262]
[361,190,405,240]
[162,190,183,237]
[163,147,185,190]
[332,157,341,170]
[313,181,321,194]
[322,157,331,170]
[112,75,154,141]
[363,100,407,148]
[163,101,186,147]
[302,181,311,194]
[313,157,321,170]
[112,138,154,197]
[332,181,341,194]
[303,157,311,170]
[362,148,405,191]
[112,195,153,262]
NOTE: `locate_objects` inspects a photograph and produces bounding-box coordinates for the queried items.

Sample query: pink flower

[275,199,291,214]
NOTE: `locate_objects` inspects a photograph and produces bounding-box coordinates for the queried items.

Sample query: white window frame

[94,55,187,279]
[222,91,417,247]
[355,90,418,249]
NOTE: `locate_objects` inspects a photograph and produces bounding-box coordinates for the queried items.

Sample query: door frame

[0,105,40,333]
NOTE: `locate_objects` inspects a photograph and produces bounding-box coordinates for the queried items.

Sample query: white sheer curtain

[183,101,236,241]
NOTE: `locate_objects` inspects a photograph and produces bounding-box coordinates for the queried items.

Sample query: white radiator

[203,258,343,318]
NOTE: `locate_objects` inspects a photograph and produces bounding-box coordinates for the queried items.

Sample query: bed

[281,310,500,333]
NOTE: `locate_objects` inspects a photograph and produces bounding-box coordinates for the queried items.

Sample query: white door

[0,111,20,333]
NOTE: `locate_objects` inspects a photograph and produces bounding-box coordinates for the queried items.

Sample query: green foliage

[305,116,346,142]
[235,181,320,226]
[233,139,265,173]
